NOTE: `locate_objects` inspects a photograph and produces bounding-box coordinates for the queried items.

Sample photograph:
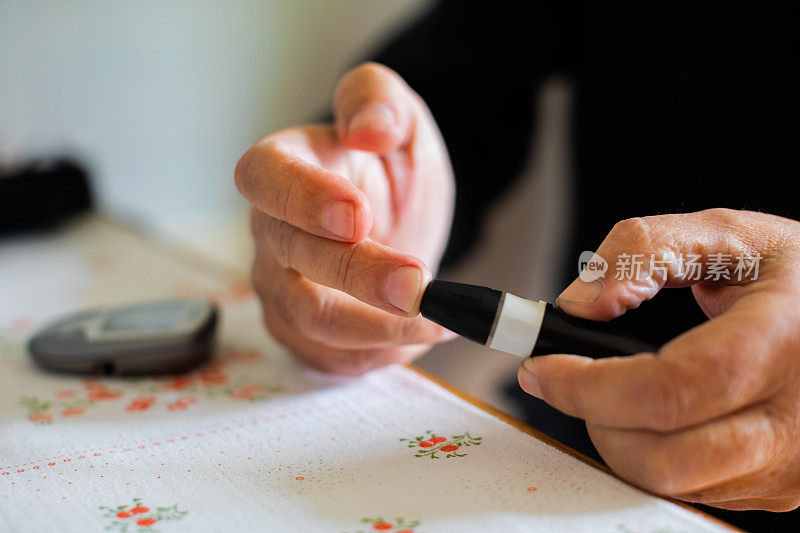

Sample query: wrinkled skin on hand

[235,63,455,375]
[518,209,800,511]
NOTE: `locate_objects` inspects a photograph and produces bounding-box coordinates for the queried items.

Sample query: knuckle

[302,345,377,376]
[333,240,365,294]
[268,220,297,268]
[336,348,382,375]
[236,138,293,220]
[261,141,293,220]
[702,207,739,223]
[273,279,343,346]
[698,207,752,245]
[251,256,282,305]
[259,296,335,373]
[269,277,298,331]
[610,217,654,246]
[260,303,292,350]
[636,444,682,495]
[605,280,654,312]
[297,288,338,341]
[759,404,795,466]
[394,317,427,344]
[646,366,690,431]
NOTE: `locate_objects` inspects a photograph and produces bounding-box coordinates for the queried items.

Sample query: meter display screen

[102,302,189,333]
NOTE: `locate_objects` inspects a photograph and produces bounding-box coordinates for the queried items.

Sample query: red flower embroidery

[84,382,124,402]
[163,375,194,391]
[28,413,52,423]
[357,518,421,532]
[91,389,123,401]
[125,396,156,412]
[100,498,187,530]
[167,397,197,411]
[232,384,263,401]
[199,366,227,385]
[22,348,284,425]
[400,431,482,459]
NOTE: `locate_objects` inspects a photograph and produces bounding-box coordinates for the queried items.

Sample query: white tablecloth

[0,217,730,532]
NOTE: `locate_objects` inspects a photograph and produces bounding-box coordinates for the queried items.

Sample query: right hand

[235,63,456,375]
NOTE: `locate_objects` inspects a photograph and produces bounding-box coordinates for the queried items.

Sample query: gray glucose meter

[28,300,218,376]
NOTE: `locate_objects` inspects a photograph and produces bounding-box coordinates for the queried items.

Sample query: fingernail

[518,358,543,398]
[325,201,355,239]
[349,105,395,134]
[385,266,423,314]
[557,278,603,305]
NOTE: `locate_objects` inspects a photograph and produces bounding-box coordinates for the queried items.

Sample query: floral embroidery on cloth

[400,430,482,458]
[348,517,421,532]
[99,498,187,531]
[19,346,283,424]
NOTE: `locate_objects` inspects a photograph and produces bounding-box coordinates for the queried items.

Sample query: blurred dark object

[0,158,92,236]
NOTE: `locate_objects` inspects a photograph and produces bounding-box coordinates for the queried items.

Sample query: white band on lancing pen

[486,293,547,357]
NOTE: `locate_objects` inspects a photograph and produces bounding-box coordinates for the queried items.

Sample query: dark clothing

[373,3,800,530]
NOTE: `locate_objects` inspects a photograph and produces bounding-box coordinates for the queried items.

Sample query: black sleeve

[370,0,562,269]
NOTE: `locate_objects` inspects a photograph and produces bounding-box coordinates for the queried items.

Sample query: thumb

[556,210,766,321]
[333,62,416,155]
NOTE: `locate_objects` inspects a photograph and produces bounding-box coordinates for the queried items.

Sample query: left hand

[517,208,800,511]
[236,63,455,374]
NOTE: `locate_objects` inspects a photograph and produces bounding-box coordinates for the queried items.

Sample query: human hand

[517,208,800,510]
[235,63,455,375]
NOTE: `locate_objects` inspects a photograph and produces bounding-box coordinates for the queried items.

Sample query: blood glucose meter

[28,299,218,376]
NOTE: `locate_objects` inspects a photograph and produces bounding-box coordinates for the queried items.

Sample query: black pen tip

[419,279,502,345]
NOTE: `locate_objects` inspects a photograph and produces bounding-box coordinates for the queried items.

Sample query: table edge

[406,364,740,532]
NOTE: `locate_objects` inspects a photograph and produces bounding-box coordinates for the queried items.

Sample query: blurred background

[0,0,431,264]
[0,0,570,417]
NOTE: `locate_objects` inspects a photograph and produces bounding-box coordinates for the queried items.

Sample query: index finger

[235,128,373,242]
[518,292,789,431]
[254,212,430,317]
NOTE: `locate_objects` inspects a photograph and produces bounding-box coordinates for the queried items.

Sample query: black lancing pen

[419,279,659,358]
